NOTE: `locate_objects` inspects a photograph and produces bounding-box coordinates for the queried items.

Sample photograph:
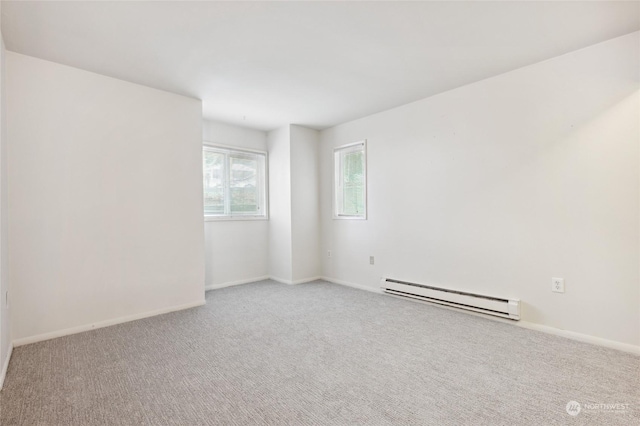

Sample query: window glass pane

[229,154,259,214]
[341,150,365,215]
[203,150,225,215]
[203,146,267,219]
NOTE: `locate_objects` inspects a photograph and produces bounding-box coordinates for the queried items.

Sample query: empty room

[0,1,638,425]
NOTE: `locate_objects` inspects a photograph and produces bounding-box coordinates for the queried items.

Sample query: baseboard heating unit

[381,278,520,320]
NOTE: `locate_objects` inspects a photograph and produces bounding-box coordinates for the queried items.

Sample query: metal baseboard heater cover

[381,278,520,320]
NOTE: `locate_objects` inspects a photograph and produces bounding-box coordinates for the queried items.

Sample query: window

[203,145,267,220]
[334,140,367,219]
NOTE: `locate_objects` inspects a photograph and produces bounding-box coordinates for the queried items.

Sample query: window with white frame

[334,140,367,219]
[203,145,267,219]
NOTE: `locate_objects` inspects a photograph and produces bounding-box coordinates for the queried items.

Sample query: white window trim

[203,142,269,221]
[333,140,367,220]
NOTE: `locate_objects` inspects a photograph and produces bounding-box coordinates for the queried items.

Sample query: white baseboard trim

[320,276,384,294]
[291,276,322,285]
[206,276,321,289]
[0,343,13,391]
[205,276,270,291]
[12,300,206,348]
[268,276,290,285]
[270,276,322,285]
[325,276,639,355]
[515,321,640,355]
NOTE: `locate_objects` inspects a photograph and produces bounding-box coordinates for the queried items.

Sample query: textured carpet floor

[0,280,638,425]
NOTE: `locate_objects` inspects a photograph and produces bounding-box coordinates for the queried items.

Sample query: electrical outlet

[327,250,332,258]
[552,277,565,293]
[369,256,375,265]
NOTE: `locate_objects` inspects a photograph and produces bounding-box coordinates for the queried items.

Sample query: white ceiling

[2,1,639,131]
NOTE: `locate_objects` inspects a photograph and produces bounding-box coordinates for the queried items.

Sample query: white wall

[267,125,293,283]
[203,120,269,288]
[290,125,320,282]
[7,53,205,343]
[0,1,11,388]
[320,32,640,346]
[267,124,321,284]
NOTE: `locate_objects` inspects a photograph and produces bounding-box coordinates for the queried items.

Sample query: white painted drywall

[7,53,205,342]
[267,125,293,283]
[0,2,11,387]
[202,120,269,289]
[290,125,320,282]
[203,120,267,152]
[320,32,640,346]
[266,124,320,284]
[4,2,639,131]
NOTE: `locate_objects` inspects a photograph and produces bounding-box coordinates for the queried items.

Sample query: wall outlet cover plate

[552,277,565,293]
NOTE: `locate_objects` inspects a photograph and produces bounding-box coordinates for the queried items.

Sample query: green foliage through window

[203,146,266,218]
[335,142,366,218]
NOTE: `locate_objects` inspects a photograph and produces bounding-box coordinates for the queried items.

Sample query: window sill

[205,215,268,222]
[333,215,367,220]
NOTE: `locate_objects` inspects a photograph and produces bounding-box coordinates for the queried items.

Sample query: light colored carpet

[0,280,638,425]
